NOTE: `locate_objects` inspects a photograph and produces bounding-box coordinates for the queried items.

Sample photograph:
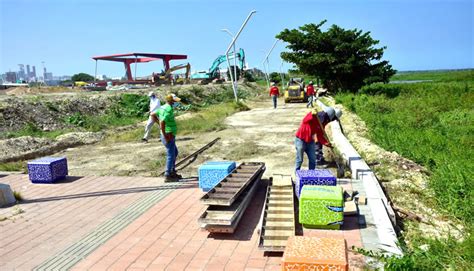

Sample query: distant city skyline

[1,0,472,78]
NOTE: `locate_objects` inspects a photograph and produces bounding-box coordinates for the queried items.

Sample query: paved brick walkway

[0,174,365,270]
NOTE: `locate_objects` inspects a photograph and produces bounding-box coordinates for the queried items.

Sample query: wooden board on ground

[199,175,261,225]
[200,162,265,206]
[200,171,265,233]
[258,177,295,252]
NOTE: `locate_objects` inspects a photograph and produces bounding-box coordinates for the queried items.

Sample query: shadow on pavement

[20,183,196,204]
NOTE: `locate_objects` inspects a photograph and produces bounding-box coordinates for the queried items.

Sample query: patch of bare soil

[323,97,463,240]
[53,99,338,181]
[5,86,82,96]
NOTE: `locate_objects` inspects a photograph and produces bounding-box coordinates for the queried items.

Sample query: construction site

[1,1,472,271]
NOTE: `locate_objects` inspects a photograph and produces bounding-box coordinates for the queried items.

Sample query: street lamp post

[221,29,238,88]
[225,10,257,101]
[261,39,279,89]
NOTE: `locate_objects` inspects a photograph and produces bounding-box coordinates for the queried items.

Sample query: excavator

[191,48,245,84]
[152,63,191,85]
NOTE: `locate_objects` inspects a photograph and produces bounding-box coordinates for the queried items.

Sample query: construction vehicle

[191,48,245,84]
[152,63,191,85]
[284,78,307,103]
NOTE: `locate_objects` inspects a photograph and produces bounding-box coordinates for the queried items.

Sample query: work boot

[316,160,328,168]
[164,175,179,183]
[170,171,182,179]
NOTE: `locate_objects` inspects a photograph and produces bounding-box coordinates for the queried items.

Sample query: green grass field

[336,69,473,269]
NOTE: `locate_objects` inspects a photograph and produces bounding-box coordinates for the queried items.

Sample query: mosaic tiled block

[299,185,343,230]
[295,169,336,198]
[282,236,348,271]
[27,157,68,183]
[198,161,236,192]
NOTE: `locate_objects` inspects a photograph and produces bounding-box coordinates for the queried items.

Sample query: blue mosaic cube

[198,161,236,192]
[295,169,336,198]
[27,157,68,183]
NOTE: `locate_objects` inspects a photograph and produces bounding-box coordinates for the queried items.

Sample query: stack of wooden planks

[199,162,266,233]
[258,176,295,251]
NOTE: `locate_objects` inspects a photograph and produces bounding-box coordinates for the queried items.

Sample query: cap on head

[309,81,313,85]
[165,93,181,103]
[271,82,276,86]
[148,91,155,97]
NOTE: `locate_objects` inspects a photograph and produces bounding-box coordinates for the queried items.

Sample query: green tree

[269,72,281,84]
[276,20,396,93]
[71,73,94,82]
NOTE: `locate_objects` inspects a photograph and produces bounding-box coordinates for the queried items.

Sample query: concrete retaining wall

[317,100,402,255]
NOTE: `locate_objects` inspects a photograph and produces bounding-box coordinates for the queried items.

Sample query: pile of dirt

[0,132,104,163]
[0,95,114,133]
[5,86,80,96]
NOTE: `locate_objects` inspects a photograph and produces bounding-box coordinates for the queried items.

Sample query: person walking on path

[142,91,161,142]
[294,109,333,171]
[306,81,316,108]
[151,93,182,182]
[314,106,342,166]
[269,82,280,109]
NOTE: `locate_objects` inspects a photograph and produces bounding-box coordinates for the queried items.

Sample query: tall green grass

[335,73,473,269]
[391,69,474,82]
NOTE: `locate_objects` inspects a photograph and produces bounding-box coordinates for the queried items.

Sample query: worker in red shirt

[295,109,332,171]
[269,82,280,109]
[306,81,316,108]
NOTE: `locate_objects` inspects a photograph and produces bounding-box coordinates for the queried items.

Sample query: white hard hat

[335,108,342,119]
[323,107,336,120]
[148,91,155,97]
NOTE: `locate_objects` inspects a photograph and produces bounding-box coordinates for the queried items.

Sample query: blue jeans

[306,95,315,108]
[295,137,316,171]
[315,142,324,162]
[271,95,278,108]
[161,134,178,176]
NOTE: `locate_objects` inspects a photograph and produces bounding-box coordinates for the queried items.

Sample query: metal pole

[94,60,97,82]
[225,10,257,101]
[261,39,279,89]
[221,29,235,83]
[233,43,237,87]
[134,56,138,81]
[279,60,285,88]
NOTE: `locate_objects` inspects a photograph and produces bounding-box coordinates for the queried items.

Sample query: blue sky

[1,0,473,78]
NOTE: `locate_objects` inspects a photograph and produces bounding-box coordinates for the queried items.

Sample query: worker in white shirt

[142,91,161,143]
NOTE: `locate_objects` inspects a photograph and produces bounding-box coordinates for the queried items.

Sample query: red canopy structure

[92,53,187,81]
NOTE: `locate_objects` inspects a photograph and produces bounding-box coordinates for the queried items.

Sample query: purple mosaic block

[198,161,236,192]
[27,157,68,183]
[295,169,336,198]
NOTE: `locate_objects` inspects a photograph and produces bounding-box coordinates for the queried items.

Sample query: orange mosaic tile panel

[282,236,348,271]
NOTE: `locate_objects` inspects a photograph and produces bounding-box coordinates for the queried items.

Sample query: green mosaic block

[299,185,344,230]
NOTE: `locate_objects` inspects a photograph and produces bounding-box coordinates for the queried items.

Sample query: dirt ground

[56,99,319,179]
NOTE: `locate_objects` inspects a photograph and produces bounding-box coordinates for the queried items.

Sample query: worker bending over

[315,106,342,166]
[294,109,332,171]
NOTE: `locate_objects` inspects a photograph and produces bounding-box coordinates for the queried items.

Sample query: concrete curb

[317,100,402,256]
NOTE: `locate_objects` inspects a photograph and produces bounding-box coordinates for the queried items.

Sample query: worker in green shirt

[151,93,181,182]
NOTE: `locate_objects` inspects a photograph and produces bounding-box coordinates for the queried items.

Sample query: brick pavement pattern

[0,175,365,270]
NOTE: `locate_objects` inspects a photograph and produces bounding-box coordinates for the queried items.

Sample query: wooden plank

[200,162,265,206]
[258,176,296,252]
[199,178,259,225]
